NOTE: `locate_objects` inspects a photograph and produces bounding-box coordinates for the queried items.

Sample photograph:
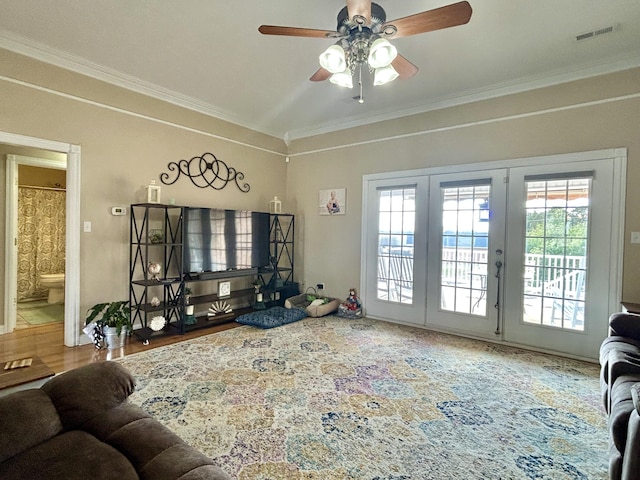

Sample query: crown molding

[285,52,640,140]
[0,30,283,139]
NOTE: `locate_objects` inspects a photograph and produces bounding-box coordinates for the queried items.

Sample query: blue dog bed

[236,306,307,329]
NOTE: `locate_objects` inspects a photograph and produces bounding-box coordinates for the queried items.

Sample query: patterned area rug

[117,315,607,479]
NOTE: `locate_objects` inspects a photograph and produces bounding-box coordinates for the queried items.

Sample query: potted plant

[85,300,132,349]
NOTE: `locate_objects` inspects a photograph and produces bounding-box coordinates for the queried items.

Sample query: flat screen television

[183,208,271,275]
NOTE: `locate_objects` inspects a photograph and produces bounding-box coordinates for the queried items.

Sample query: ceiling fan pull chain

[358,65,364,103]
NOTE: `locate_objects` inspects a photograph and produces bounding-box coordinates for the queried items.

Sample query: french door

[425,170,506,339]
[502,159,617,358]
[362,176,429,325]
[362,150,624,359]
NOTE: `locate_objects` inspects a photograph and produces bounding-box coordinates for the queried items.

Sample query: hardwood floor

[0,321,240,374]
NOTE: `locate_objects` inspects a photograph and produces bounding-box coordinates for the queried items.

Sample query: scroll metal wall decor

[160,152,250,192]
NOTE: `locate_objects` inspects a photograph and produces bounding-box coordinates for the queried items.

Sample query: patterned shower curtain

[17,187,66,301]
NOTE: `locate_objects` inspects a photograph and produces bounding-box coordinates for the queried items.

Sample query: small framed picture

[319,188,346,215]
[218,281,231,298]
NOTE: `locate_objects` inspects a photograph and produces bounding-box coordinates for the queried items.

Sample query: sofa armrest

[610,313,640,341]
[41,361,135,431]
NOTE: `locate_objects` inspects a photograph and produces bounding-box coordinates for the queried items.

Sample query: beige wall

[2,45,639,338]
[286,68,640,304]
[0,48,287,332]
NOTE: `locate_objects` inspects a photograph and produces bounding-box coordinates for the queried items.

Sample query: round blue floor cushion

[236,306,307,329]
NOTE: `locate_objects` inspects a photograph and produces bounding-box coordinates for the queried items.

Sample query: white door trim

[1,131,81,347]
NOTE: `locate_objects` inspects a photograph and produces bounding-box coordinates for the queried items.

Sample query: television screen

[183,208,270,274]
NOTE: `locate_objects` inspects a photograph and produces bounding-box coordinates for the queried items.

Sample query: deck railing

[377,247,587,303]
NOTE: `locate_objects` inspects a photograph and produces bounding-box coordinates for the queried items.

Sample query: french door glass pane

[522,178,589,331]
[377,188,415,304]
[440,185,490,315]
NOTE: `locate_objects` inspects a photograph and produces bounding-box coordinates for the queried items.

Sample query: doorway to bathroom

[1,132,81,347]
[7,154,67,331]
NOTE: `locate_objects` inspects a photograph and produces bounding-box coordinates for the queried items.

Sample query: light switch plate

[632,232,640,244]
[218,281,231,297]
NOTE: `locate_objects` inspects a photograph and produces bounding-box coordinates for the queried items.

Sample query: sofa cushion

[609,312,640,341]
[622,408,640,479]
[140,443,231,480]
[0,389,62,463]
[632,383,640,414]
[608,349,640,388]
[0,430,138,480]
[42,361,135,431]
[609,375,639,453]
[600,335,640,369]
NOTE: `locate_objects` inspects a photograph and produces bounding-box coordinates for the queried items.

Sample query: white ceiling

[1,0,639,141]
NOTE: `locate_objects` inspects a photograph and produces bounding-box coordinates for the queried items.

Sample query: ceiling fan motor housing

[336,3,387,34]
[336,3,390,73]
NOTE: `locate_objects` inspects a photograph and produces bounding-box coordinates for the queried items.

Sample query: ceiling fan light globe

[330,71,353,88]
[374,64,399,86]
[319,45,347,74]
[368,38,398,68]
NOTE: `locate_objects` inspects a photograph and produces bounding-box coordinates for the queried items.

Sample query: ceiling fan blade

[383,1,472,38]
[310,68,331,82]
[347,0,372,23]
[392,55,419,79]
[258,25,338,38]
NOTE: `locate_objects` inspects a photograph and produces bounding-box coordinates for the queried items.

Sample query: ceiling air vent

[576,25,616,41]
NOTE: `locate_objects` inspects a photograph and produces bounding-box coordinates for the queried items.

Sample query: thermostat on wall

[111,206,127,216]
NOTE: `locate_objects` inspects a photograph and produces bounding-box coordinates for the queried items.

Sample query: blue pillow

[236,306,307,329]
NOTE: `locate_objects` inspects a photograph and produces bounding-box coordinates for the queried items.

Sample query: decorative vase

[185,305,194,315]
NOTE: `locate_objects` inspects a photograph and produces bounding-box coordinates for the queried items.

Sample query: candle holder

[146,180,161,204]
[270,196,282,214]
[254,292,266,310]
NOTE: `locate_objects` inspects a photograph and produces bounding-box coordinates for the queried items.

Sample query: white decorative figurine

[148,262,161,281]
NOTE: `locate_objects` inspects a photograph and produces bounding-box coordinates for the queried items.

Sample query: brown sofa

[599,312,640,480]
[0,361,231,480]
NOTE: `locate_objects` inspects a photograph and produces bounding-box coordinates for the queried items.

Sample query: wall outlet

[317,283,325,290]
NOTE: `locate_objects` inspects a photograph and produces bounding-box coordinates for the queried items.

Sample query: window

[377,187,416,304]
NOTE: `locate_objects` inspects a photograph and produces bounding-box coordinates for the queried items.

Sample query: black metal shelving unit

[258,213,299,307]
[129,203,184,342]
[129,204,297,342]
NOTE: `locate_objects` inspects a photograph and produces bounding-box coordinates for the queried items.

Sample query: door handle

[494,251,503,335]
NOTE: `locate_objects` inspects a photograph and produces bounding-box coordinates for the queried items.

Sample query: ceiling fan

[259,0,472,96]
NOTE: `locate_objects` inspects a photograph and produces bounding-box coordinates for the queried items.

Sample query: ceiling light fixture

[316,3,404,92]
[318,28,399,89]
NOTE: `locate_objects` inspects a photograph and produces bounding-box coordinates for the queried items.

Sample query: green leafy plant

[85,301,132,337]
